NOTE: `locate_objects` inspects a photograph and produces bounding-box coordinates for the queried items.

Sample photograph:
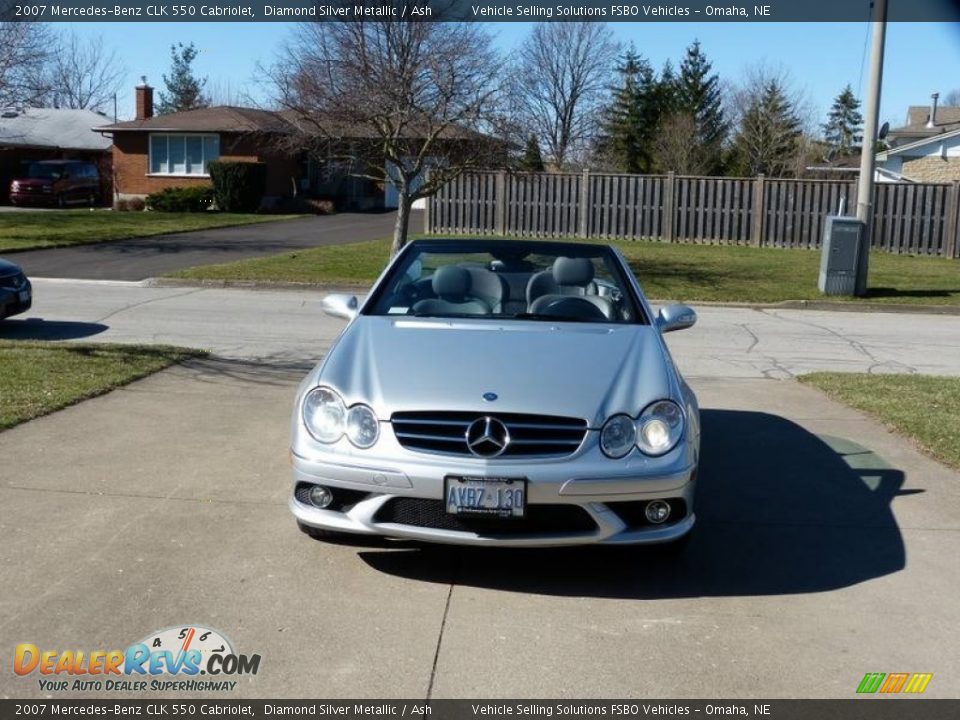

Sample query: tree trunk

[390,194,413,258]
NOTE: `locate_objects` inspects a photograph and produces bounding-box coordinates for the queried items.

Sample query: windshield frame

[362,239,650,326]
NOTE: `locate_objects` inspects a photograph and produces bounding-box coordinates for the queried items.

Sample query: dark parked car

[0,258,31,319]
[9,160,100,207]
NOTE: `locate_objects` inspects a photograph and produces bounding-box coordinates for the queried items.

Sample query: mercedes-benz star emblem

[465,417,510,458]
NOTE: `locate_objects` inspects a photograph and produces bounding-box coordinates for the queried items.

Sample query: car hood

[0,258,23,277]
[315,316,674,427]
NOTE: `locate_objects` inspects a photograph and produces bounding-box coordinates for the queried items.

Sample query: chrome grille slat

[391,411,587,458]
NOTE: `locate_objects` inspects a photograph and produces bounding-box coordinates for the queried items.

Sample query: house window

[149,134,220,176]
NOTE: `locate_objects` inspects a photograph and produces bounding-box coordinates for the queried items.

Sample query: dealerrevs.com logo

[14,625,261,693]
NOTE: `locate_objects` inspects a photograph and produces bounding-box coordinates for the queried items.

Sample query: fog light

[309,485,334,509]
[645,500,671,524]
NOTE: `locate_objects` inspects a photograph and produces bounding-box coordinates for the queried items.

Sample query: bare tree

[0,23,54,107]
[512,23,620,169]
[652,112,714,175]
[268,16,505,255]
[47,31,125,111]
[944,88,960,107]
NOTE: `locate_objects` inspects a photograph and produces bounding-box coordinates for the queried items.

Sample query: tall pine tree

[599,48,658,173]
[673,40,727,173]
[157,42,210,115]
[822,85,863,156]
[733,79,802,177]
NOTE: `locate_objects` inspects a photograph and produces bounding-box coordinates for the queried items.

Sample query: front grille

[391,411,588,458]
[374,498,597,535]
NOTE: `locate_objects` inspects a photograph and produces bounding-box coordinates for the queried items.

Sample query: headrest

[432,266,471,299]
[552,257,594,287]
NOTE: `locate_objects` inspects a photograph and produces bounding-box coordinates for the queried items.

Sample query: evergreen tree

[733,79,802,177]
[822,84,863,155]
[655,60,679,121]
[599,48,658,173]
[519,134,545,171]
[673,40,727,173]
[157,42,209,114]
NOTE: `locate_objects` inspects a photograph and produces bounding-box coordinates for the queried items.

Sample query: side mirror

[321,294,359,321]
[656,303,697,333]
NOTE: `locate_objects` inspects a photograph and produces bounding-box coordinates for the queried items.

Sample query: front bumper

[290,444,697,547]
[0,285,31,319]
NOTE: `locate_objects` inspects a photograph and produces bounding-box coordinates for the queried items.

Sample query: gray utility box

[819,216,868,296]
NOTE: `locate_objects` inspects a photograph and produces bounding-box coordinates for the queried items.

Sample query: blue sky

[61,21,960,130]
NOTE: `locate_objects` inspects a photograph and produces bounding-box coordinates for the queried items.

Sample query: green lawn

[800,373,960,469]
[0,211,302,252]
[0,342,201,430]
[171,234,960,306]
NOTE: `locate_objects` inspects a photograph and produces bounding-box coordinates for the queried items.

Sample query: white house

[875,96,960,183]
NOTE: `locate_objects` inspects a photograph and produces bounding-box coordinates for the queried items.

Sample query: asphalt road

[7,211,418,281]
[5,278,960,377]
[2,282,959,698]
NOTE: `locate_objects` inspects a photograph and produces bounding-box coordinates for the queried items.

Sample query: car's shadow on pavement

[356,409,910,598]
[0,318,108,340]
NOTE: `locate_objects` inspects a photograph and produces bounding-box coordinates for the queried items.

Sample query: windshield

[366,242,646,324]
[23,163,63,180]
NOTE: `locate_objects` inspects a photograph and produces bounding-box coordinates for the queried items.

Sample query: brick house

[94,82,305,203]
[876,95,960,183]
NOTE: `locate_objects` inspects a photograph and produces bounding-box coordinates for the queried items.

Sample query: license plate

[444,475,526,519]
[18,291,29,302]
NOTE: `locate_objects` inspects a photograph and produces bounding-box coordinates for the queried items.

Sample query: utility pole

[854,0,888,296]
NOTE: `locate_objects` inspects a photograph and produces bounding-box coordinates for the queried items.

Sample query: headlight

[302,387,346,443]
[600,414,636,459]
[636,400,684,456]
[346,404,379,448]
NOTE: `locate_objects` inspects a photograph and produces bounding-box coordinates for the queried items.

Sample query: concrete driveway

[0,360,957,698]
[2,282,959,698]
[8,211,420,281]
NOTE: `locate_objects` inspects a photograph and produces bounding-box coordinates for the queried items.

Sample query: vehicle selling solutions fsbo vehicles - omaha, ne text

[289,239,700,547]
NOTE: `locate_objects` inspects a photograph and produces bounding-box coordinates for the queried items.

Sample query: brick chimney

[135,76,153,120]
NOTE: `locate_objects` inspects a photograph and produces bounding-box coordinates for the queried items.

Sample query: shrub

[208,161,267,213]
[127,197,146,212]
[113,199,129,212]
[303,197,336,215]
[145,186,214,212]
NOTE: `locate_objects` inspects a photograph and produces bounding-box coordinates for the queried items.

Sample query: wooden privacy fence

[425,171,960,258]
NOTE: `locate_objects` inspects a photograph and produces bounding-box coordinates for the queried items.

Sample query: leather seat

[525,257,614,320]
[411,266,491,316]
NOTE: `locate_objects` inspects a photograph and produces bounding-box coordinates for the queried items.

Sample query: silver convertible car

[289,239,699,547]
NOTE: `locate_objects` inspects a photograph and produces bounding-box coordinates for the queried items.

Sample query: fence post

[751,174,766,247]
[946,181,960,259]
[494,170,507,236]
[578,169,591,238]
[662,171,676,242]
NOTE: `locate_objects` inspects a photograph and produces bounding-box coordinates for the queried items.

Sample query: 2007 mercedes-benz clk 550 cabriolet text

[289,239,700,547]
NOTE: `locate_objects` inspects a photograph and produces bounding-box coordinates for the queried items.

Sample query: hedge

[208,161,267,213]
[145,186,214,213]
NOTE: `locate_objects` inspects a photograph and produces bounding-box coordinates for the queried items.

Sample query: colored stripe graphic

[857,673,885,694]
[903,673,933,694]
[880,673,909,693]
